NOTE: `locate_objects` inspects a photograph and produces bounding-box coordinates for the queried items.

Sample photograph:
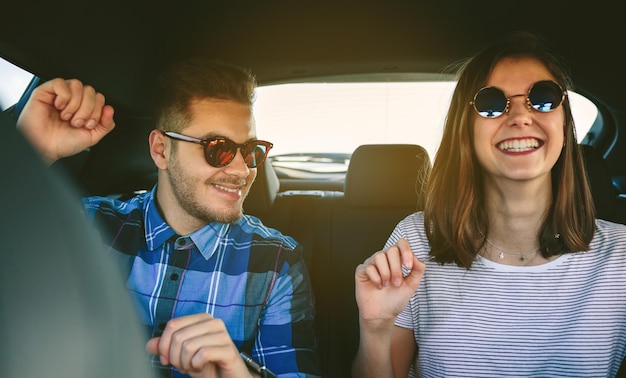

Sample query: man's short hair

[153,59,257,132]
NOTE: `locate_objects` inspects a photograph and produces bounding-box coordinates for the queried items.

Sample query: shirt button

[170,273,179,281]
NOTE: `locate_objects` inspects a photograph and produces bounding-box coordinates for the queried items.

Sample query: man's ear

[149,129,168,169]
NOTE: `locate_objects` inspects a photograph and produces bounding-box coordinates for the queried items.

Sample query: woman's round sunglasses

[470,80,567,119]
[162,131,273,168]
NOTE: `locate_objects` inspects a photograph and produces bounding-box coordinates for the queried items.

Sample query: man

[17,59,321,378]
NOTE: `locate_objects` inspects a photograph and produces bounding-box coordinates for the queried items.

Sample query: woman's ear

[149,129,168,169]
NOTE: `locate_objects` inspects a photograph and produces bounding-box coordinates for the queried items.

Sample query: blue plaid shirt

[81,186,321,377]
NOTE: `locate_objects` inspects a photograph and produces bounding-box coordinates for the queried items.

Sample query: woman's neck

[480,177,553,265]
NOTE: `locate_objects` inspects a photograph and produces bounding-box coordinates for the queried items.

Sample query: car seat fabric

[344,144,430,209]
[0,113,152,378]
[244,144,431,377]
[244,158,281,215]
[318,144,431,377]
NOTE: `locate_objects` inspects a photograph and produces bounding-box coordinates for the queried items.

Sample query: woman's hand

[355,238,425,329]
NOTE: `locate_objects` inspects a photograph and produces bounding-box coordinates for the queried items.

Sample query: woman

[352,31,626,377]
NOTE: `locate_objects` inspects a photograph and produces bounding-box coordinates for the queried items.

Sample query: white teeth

[497,138,539,152]
[215,184,241,194]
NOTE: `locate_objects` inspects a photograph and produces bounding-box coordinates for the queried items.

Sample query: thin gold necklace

[484,237,540,262]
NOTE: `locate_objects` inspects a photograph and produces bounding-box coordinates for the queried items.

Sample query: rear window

[254,79,598,175]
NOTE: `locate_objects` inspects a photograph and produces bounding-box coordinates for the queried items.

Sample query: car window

[0,57,34,111]
[0,61,599,173]
[254,79,598,176]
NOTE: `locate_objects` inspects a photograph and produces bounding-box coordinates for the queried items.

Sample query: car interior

[1,1,625,377]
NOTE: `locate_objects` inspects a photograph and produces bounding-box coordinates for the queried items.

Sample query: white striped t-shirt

[393,212,626,378]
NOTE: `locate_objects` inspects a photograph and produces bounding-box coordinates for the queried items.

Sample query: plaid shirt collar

[143,185,232,260]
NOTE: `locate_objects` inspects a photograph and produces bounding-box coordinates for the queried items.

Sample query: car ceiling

[1,1,623,118]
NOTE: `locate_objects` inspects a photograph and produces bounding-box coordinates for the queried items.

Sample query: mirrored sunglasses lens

[205,139,236,167]
[529,81,563,112]
[243,143,269,168]
[474,87,507,118]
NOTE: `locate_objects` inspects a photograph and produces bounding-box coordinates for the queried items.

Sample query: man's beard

[166,159,245,225]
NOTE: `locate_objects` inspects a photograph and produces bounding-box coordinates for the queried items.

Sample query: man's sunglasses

[470,80,567,119]
[162,131,273,168]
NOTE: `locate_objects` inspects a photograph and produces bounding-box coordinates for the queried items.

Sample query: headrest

[344,144,431,209]
[244,158,280,215]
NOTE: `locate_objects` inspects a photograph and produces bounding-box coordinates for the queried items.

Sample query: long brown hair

[424,31,596,269]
